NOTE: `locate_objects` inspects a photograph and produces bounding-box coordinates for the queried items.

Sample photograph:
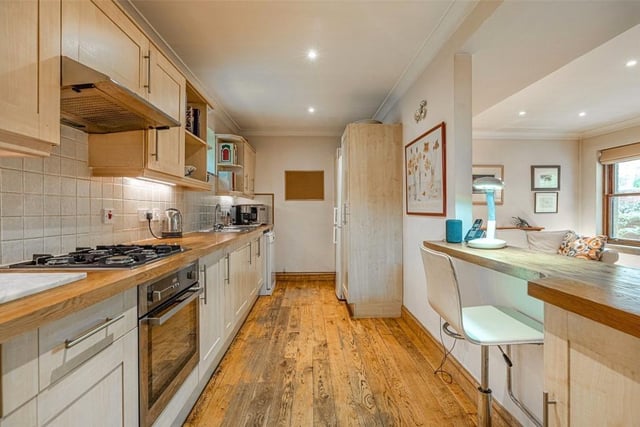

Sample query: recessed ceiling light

[518,111,527,117]
[308,107,315,113]
[579,111,587,117]
[626,59,638,67]
[307,49,318,60]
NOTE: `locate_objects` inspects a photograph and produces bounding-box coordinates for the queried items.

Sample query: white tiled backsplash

[0,126,227,265]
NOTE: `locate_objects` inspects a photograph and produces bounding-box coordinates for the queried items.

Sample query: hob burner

[8,244,186,269]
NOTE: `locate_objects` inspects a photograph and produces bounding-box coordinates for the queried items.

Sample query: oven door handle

[145,286,202,326]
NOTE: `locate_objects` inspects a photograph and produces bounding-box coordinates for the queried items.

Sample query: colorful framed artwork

[531,165,560,191]
[405,122,446,216]
[472,165,504,205]
[534,192,558,213]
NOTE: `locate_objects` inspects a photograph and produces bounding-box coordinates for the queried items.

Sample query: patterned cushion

[558,232,607,260]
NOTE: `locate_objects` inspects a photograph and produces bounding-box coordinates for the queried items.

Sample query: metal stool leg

[478,345,492,427]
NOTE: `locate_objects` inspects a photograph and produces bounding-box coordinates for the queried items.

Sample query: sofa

[525,230,619,264]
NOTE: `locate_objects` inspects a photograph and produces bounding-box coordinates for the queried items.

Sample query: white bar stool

[420,245,544,426]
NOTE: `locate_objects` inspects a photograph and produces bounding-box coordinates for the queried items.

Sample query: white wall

[472,138,580,231]
[250,135,338,273]
[580,125,640,267]
[381,3,543,425]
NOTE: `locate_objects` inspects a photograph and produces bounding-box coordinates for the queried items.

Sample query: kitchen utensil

[162,208,183,238]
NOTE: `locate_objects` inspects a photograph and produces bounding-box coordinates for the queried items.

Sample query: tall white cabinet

[337,123,403,317]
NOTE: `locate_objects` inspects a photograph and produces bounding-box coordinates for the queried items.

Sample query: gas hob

[8,244,185,270]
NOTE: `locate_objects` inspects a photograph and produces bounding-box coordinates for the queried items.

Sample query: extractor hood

[60,56,180,134]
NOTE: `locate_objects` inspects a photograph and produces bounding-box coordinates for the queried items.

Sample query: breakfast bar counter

[422,240,640,339]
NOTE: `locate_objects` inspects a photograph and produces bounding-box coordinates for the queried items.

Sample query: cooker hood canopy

[60,56,180,134]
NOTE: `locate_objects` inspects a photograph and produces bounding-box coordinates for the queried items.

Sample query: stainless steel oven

[138,262,201,427]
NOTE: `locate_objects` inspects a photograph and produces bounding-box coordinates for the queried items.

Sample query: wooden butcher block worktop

[0,226,272,343]
[423,241,640,339]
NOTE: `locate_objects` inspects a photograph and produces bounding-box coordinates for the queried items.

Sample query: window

[602,143,640,246]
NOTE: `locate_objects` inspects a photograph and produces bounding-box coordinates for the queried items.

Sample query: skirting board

[275,272,336,282]
[401,306,522,427]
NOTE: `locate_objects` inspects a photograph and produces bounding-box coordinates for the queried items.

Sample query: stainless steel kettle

[162,208,183,238]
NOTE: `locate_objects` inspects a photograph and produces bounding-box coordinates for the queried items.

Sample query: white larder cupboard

[337,123,403,317]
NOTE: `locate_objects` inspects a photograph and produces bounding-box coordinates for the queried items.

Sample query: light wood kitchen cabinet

[0,288,138,427]
[183,83,211,186]
[253,236,265,295]
[216,134,256,198]
[0,331,38,422]
[146,44,186,178]
[544,303,640,426]
[338,123,403,318]
[62,0,148,99]
[231,244,251,320]
[221,242,261,341]
[198,252,224,382]
[243,144,256,197]
[37,329,138,427]
[0,0,60,157]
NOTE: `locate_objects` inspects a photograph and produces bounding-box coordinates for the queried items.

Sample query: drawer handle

[64,314,125,349]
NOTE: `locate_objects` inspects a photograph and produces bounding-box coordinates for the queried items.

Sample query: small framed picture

[534,192,558,213]
[531,165,560,190]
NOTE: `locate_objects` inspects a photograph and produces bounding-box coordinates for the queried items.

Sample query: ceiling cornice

[474,115,640,141]
[373,0,479,122]
[580,116,640,139]
[472,129,581,141]
[240,128,343,138]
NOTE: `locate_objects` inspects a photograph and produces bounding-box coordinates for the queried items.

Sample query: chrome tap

[214,203,224,230]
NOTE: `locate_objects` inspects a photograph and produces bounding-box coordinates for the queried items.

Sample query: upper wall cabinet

[146,45,186,178]
[62,0,149,99]
[0,0,61,157]
[216,134,256,198]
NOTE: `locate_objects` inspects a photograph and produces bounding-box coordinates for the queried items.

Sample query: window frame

[603,162,640,247]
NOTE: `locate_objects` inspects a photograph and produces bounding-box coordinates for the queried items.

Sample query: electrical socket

[102,208,114,224]
[152,208,161,221]
[137,208,152,222]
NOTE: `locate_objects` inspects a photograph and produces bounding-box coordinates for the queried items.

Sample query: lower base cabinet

[0,288,138,427]
[544,303,640,426]
[37,329,138,427]
[198,252,224,382]
[0,234,267,427]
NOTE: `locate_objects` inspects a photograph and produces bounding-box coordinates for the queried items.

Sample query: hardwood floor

[185,278,480,426]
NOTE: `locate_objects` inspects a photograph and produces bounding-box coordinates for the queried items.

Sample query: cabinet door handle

[64,314,125,348]
[257,237,261,257]
[144,50,151,93]
[225,254,230,284]
[333,226,337,244]
[543,391,557,427]
[249,243,252,265]
[200,265,208,305]
[151,129,159,160]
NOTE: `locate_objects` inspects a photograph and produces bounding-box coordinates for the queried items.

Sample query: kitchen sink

[200,225,259,233]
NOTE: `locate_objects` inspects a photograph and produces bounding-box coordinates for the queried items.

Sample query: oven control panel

[138,261,198,316]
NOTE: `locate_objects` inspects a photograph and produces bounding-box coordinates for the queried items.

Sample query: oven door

[139,285,202,427]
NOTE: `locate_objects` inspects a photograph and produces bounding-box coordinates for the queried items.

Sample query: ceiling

[127,1,640,139]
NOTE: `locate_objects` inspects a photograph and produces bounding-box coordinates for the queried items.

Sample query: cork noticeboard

[285,170,324,200]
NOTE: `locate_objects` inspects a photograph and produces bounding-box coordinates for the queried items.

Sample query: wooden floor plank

[185,280,478,427]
